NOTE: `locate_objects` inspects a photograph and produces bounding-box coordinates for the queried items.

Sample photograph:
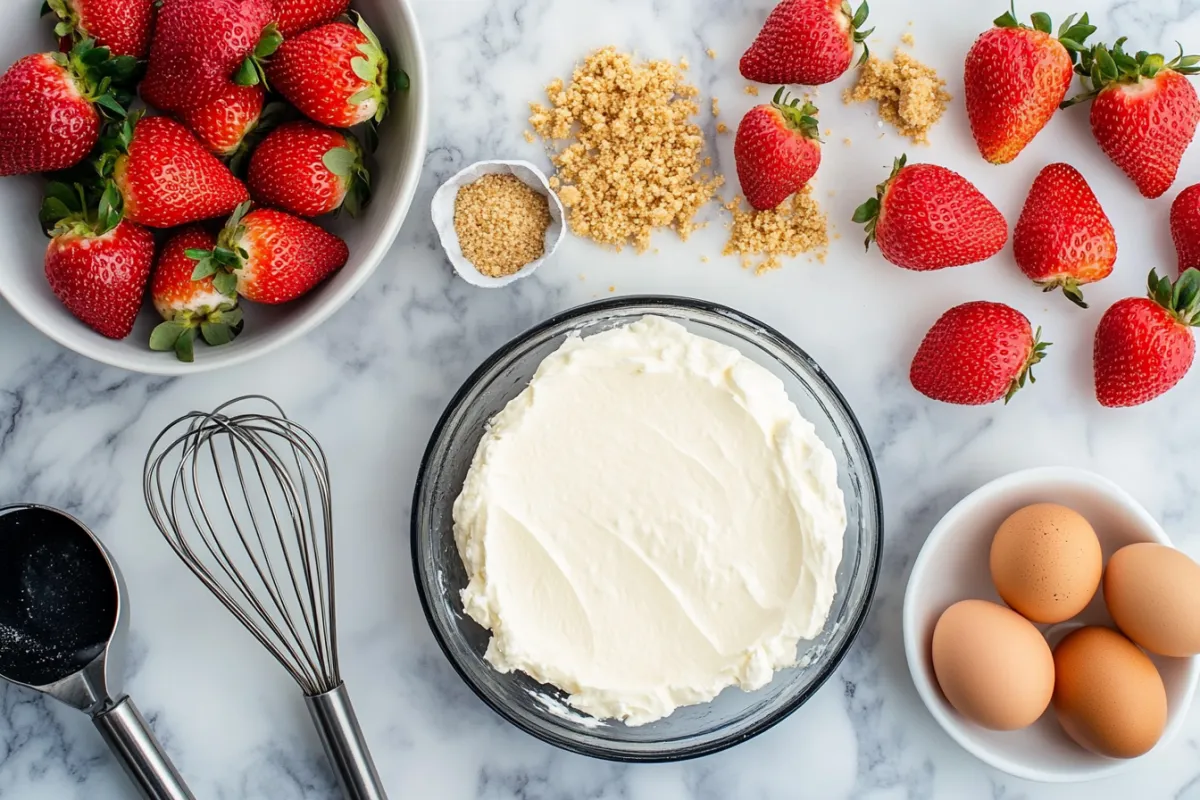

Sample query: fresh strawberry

[1064,40,1200,198]
[177,83,266,157]
[740,0,872,86]
[734,89,821,211]
[43,0,156,59]
[149,227,242,362]
[273,0,351,37]
[1013,162,1116,308]
[268,14,405,131]
[1171,184,1200,273]
[0,41,135,176]
[141,0,281,114]
[247,121,370,217]
[853,155,1009,271]
[103,115,250,228]
[190,202,349,303]
[911,301,1049,405]
[1094,269,1200,407]
[965,7,1094,164]
[40,182,155,339]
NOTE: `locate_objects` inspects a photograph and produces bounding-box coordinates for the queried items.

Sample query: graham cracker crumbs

[901,32,915,46]
[843,49,951,144]
[843,137,853,145]
[548,176,560,189]
[745,85,759,96]
[707,48,717,59]
[608,285,616,292]
[722,189,829,275]
[700,255,709,262]
[703,156,712,167]
[454,173,551,278]
[523,130,535,143]
[824,128,832,137]
[529,47,723,252]
[717,122,729,134]
[712,97,721,117]
[680,56,690,70]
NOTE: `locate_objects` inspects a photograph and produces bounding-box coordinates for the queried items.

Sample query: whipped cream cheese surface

[452,315,847,725]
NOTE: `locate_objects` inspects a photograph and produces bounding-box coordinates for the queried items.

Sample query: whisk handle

[93,696,196,800]
[306,683,389,800]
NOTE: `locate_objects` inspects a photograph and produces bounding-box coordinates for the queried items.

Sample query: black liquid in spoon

[0,507,118,687]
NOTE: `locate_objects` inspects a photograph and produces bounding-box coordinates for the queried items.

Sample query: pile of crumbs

[722,189,829,276]
[529,47,723,252]
[843,49,951,144]
[454,174,551,278]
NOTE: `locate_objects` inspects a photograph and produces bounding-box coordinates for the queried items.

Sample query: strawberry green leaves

[840,0,874,66]
[188,201,251,297]
[771,87,821,141]
[150,304,243,362]
[852,154,907,248]
[1006,327,1052,403]
[1149,268,1200,326]
[39,181,123,238]
[1064,38,1200,106]
[234,23,283,88]
[321,141,372,217]
[993,4,1095,64]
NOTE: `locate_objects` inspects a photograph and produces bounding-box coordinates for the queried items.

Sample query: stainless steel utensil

[0,504,194,800]
[143,396,387,800]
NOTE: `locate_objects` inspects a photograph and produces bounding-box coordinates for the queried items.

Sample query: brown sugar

[454,174,552,278]
[722,189,829,275]
[529,48,723,252]
[843,49,950,144]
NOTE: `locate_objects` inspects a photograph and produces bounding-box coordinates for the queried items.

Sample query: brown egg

[1104,543,1200,657]
[990,503,1102,623]
[932,599,1055,730]
[1052,626,1167,759]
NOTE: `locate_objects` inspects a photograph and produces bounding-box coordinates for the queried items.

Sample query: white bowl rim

[0,1,430,376]
[901,465,1200,783]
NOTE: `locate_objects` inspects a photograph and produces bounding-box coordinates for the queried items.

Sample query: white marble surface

[2,0,1200,797]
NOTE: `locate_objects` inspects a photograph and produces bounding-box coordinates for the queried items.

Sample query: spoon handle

[93,696,196,800]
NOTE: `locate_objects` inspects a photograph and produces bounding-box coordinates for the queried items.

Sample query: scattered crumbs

[843,48,951,144]
[744,85,759,96]
[703,156,712,167]
[823,128,832,137]
[901,32,915,46]
[523,130,535,143]
[717,122,729,134]
[843,137,853,145]
[907,19,914,25]
[548,176,561,189]
[680,56,690,70]
[578,273,586,281]
[608,285,616,292]
[722,188,829,275]
[712,97,721,117]
[706,48,717,59]
[833,232,842,240]
[529,48,723,252]
[878,131,886,139]
[454,173,551,278]
[700,255,709,263]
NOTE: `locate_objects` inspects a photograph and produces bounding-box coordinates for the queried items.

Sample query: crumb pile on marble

[723,189,829,275]
[844,48,951,144]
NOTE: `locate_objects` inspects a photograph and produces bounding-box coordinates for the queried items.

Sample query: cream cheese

[452,315,847,725]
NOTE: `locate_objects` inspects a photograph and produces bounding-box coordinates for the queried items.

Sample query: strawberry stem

[1062,38,1200,107]
[852,154,907,250]
[234,23,283,89]
[770,87,821,141]
[1148,268,1200,326]
[1005,326,1052,404]
[841,1,874,67]
[188,201,253,297]
[994,6,1095,66]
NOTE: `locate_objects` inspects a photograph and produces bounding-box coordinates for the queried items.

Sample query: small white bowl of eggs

[903,466,1200,783]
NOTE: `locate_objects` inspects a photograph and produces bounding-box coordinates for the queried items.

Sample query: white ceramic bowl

[0,0,428,375]
[903,467,1200,783]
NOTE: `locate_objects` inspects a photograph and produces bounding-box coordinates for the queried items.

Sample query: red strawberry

[1171,183,1200,273]
[734,89,821,211]
[247,121,370,217]
[0,42,134,176]
[1013,162,1116,308]
[1065,40,1200,198]
[190,202,349,304]
[149,227,243,362]
[740,0,872,86]
[268,14,403,130]
[40,182,155,339]
[965,8,1094,164]
[911,301,1049,405]
[273,0,351,37]
[105,115,250,228]
[1094,269,1200,407]
[141,0,281,114]
[43,0,156,59]
[853,155,1009,271]
[177,83,266,157]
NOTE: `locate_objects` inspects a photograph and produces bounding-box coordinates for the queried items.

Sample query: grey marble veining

[2,0,1200,797]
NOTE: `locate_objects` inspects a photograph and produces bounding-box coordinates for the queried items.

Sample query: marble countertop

[3,0,1200,797]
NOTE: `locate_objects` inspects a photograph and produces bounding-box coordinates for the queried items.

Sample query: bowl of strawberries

[0,0,427,374]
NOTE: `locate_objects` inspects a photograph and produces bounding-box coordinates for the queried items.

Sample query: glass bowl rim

[410,294,884,762]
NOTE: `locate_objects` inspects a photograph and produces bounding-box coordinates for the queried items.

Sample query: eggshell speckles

[1104,543,1200,657]
[990,503,1102,623]
[932,599,1055,730]
[1052,626,1167,759]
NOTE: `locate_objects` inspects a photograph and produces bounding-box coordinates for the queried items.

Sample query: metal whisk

[143,396,387,800]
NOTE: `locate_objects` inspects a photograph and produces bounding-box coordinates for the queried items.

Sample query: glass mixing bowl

[411,297,883,761]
